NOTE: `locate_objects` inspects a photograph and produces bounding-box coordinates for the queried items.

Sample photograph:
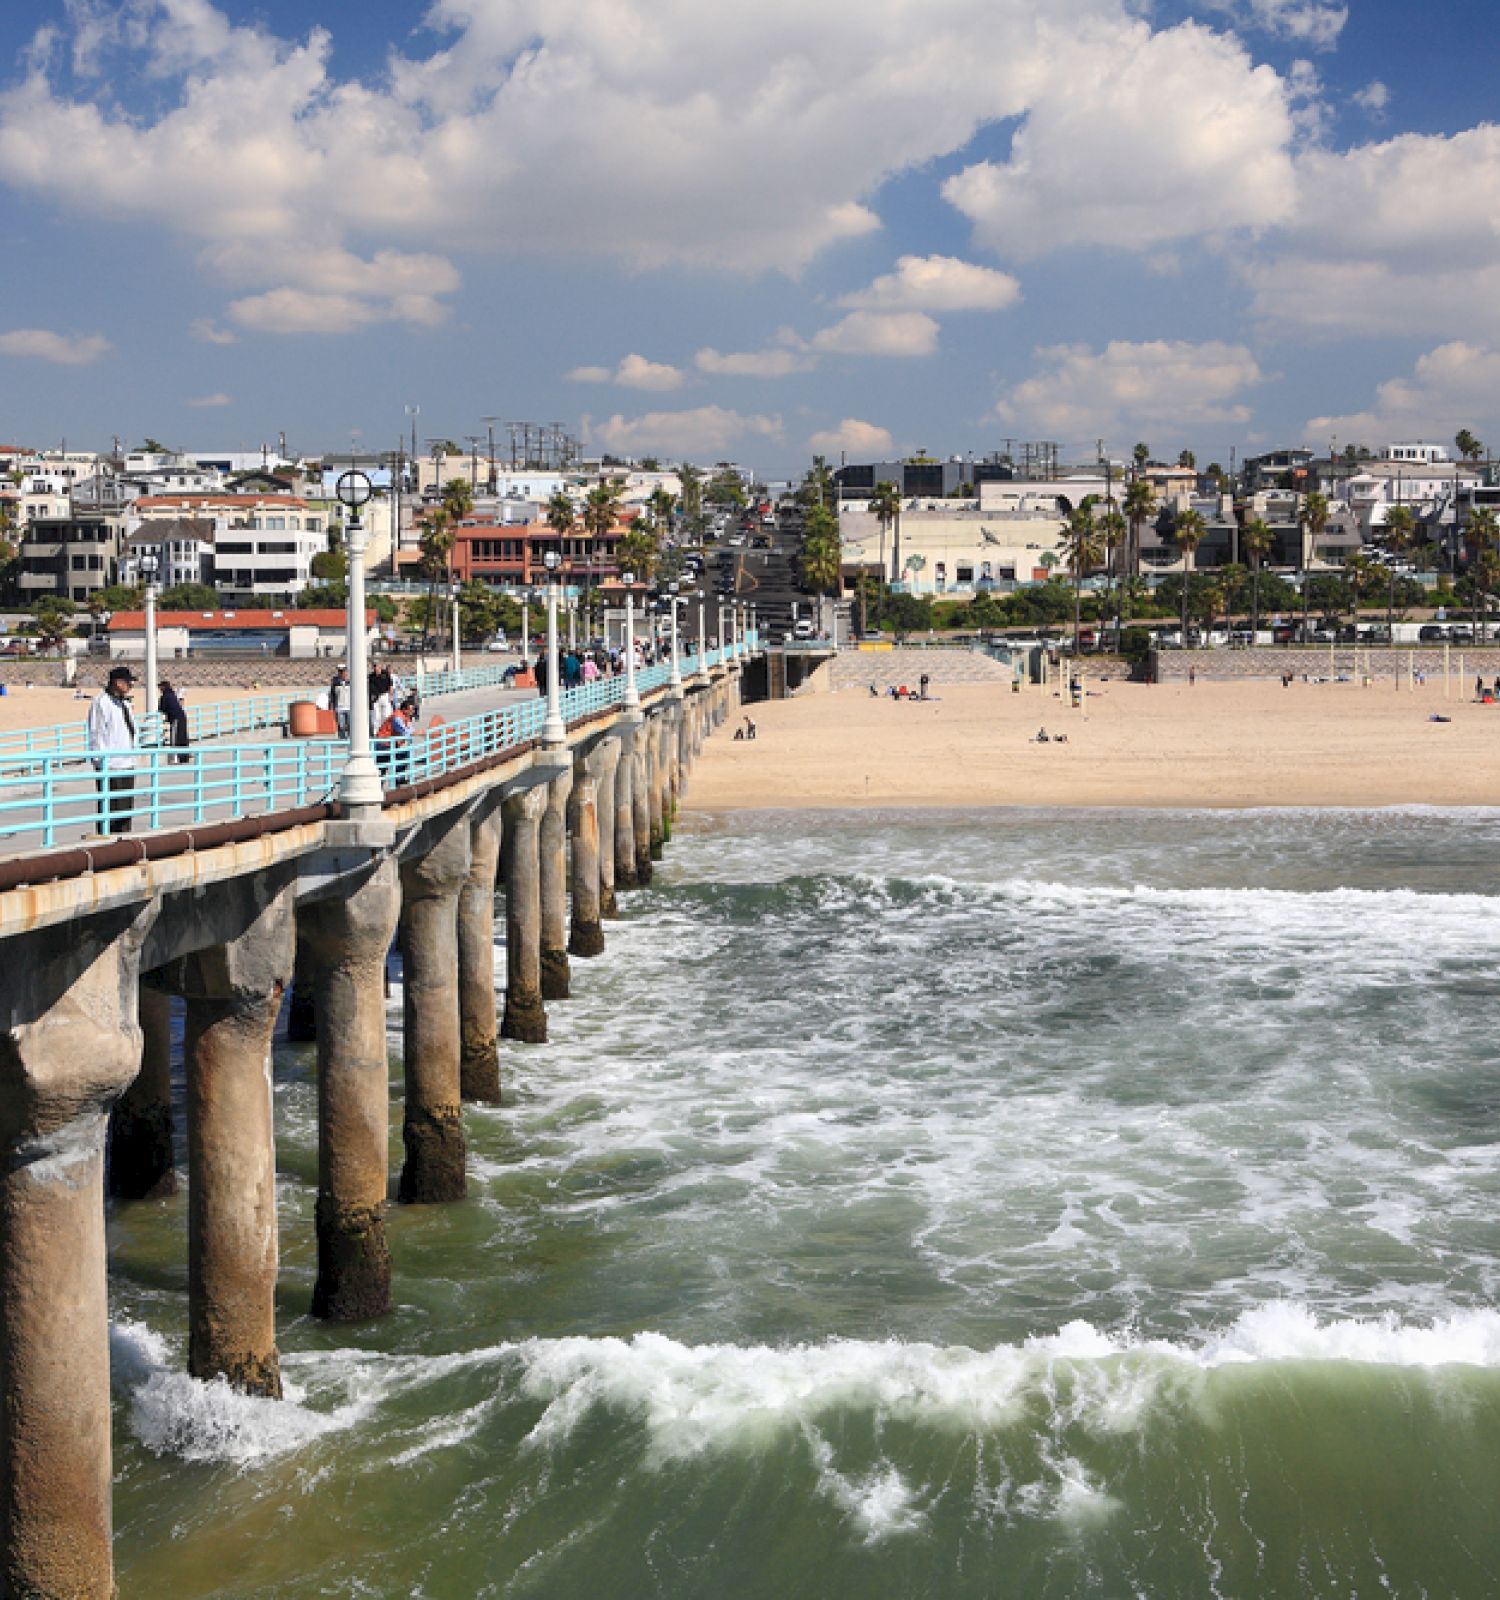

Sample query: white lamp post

[449,582,462,676]
[669,582,683,690]
[622,570,639,709]
[140,550,159,744]
[541,549,565,746]
[336,470,382,808]
[696,589,709,678]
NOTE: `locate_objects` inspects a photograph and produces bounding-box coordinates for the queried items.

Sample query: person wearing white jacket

[86,665,138,835]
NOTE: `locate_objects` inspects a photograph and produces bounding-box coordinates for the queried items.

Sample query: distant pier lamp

[139,550,160,744]
[449,581,461,676]
[669,580,683,690]
[336,468,382,809]
[696,588,709,680]
[541,549,565,746]
[622,570,639,709]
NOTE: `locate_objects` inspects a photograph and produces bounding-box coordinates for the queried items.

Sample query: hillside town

[2,426,1498,659]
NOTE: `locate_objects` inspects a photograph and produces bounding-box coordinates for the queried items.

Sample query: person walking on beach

[87,665,138,835]
[158,677,190,764]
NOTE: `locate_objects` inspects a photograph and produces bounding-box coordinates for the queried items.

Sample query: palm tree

[1123,478,1156,584]
[869,481,901,585]
[1455,428,1484,464]
[646,485,676,541]
[1174,509,1207,645]
[1061,506,1104,656]
[417,508,454,650]
[676,463,706,541]
[1298,492,1329,642]
[615,516,662,583]
[1097,506,1127,645]
[1242,517,1274,642]
[1465,507,1498,643]
[1382,504,1415,644]
[583,479,624,634]
[801,503,842,598]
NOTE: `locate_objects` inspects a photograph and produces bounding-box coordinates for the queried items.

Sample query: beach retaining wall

[0,651,495,691]
[1152,646,1500,682]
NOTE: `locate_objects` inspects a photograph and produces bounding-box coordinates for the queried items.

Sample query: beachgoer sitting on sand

[1035,728,1050,742]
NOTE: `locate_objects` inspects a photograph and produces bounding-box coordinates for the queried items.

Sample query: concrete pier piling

[107,978,177,1199]
[648,715,667,860]
[398,812,472,1203]
[458,804,504,1103]
[501,785,549,1043]
[632,729,654,885]
[1,911,153,1600]
[596,735,621,919]
[614,720,639,892]
[567,749,606,957]
[301,859,402,1320]
[0,647,749,1595]
[540,766,573,1000]
[177,886,295,1397]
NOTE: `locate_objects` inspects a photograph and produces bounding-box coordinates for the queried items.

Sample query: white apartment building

[127,494,328,599]
[841,489,1073,595]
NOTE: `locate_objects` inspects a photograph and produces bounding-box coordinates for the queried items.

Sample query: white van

[793,618,815,640]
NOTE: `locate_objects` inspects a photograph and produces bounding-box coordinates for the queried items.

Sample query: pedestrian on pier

[331,665,351,739]
[158,678,190,764]
[86,665,137,835]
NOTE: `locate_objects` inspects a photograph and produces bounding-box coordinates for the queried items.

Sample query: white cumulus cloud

[695,345,815,378]
[589,405,783,458]
[1306,343,1500,448]
[567,354,686,389]
[838,254,1021,313]
[812,311,939,358]
[187,392,232,408]
[614,353,686,391]
[995,339,1264,441]
[808,419,895,457]
[1245,124,1500,340]
[943,19,1295,257]
[0,327,112,364]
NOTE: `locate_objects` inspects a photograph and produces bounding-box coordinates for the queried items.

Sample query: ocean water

[105,808,1500,1598]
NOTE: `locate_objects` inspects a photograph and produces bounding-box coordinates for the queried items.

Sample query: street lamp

[696,588,709,680]
[335,469,382,808]
[669,580,683,690]
[139,550,159,740]
[541,549,565,746]
[622,570,639,709]
[449,581,461,676]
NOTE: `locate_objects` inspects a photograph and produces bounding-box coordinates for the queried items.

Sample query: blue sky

[4,0,1500,476]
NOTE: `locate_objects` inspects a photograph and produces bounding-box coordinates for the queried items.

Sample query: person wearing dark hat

[87,665,138,834]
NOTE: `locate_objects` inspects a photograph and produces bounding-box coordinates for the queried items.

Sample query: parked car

[1449,625,1475,643]
[484,632,510,653]
[1418,624,1447,642]
[1361,625,1393,643]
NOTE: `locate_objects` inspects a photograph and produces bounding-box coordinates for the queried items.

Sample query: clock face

[336,469,373,509]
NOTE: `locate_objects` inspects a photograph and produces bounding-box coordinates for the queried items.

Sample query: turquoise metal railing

[0,639,760,852]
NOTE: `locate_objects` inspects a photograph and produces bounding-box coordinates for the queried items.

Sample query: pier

[0,635,754,1599]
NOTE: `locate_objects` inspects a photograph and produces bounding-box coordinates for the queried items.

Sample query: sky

[4,0,1500,477]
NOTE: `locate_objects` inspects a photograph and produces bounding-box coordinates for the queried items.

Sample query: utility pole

[482,416,499,493]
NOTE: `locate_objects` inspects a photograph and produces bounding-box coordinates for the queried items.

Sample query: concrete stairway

[828,648,1013,690]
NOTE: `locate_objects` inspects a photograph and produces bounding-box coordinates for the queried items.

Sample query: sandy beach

[686,677,1500,810]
